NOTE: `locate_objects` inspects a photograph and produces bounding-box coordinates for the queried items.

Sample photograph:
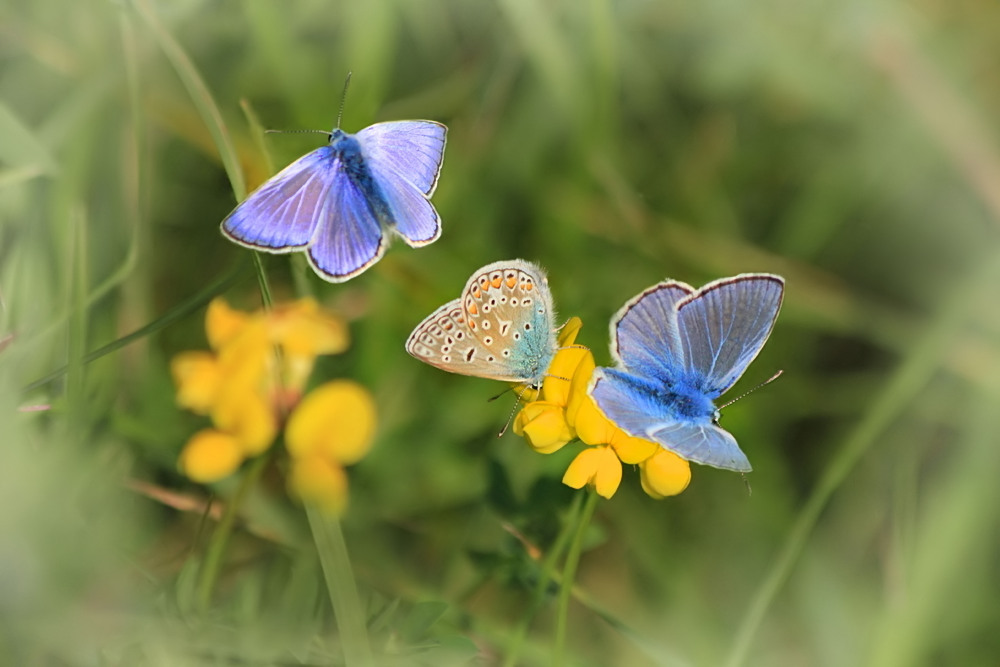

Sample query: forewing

[305,169,385,282]
[589,369,751,472]
[676,274,784,396]
[460,260,557,384]
[222,147,335,251]
[610,280,694,379]
[356,120,447,195]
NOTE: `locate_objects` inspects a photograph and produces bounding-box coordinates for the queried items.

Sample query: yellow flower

[514,401,574,453]
[284,380,376,516]
[172,298,362,493]
[562,445,622,499]
[513,316,693,500]
[287,454,349,516]
[171,351,221,415]
[639,449,692,499]
[285,380,376,464]
[179,429,245,483]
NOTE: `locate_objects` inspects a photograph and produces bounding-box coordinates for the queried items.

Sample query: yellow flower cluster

[513,318,691,499]
[171,298,376,514]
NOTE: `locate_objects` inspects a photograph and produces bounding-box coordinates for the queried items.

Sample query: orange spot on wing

[506,275,517,288]
[468,303,479,315]
[491,275,502,288]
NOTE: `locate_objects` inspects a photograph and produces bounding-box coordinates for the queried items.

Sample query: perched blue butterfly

[405,260,558,386]
[588,274,784,471]
[222,119,447,282]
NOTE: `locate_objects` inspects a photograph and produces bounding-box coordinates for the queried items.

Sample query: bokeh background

[3,0,1000,665]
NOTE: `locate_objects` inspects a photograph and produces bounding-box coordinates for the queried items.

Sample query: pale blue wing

[356,121,447,195]
[676,274,784,397]
[609,280,694,378]
[646,422,750,472]
[305,169,385,282]
[372,165,441,246]
[589,368,751,471]
[221,147,335,251]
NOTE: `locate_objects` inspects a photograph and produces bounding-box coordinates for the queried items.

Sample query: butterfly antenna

[717,370,784,412]
[741,473,753,496]
[264,128,332,136]
[336,71,353,129]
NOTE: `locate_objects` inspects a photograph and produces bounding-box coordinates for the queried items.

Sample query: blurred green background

[3,0,1000,665]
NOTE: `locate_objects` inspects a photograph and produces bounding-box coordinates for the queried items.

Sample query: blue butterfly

[222,119,447,282]
[588,274,784,471]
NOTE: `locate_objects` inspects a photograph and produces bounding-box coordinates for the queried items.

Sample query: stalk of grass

[553,489,599,667]
[195,451,271,611]
[724,249,1000,667]
[22,262,246,394]
[502,489,585,667]
[131,0,245,200]
[307,506,375,667]
[866,377,1000,666]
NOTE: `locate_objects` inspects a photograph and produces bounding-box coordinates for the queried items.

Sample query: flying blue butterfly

[405,260,558,386]
[222,119,447,282]
[588,274,784,471]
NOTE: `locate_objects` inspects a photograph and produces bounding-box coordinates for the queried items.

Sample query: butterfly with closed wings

[222,115,447,283]
[588,274,784,472]
[406,260,559,387]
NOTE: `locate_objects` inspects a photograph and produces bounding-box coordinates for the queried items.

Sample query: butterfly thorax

[328,130,394,225]
[604,368,716,423]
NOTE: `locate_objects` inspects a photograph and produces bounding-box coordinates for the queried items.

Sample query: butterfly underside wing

[406,260,558,385]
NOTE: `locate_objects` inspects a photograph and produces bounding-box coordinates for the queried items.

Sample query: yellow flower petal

[179,429,245,483]
[206,298,251,350]
[540,346,591,406]
[288,454,349,515]
[557,317,583,347]
[609,432,660,465]
[572,391,618,446]
[212,389,278,455]
[562,445,622,499]
[564,350,597,426]
[513,401,575,453]
[285,380,376,465]
[270,297,349,357]
[216,317,271,392]
[171,351,221,415]
[640,449,692,498]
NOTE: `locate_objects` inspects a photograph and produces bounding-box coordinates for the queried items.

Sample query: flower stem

[553,490,599,667]
[194,452,269,611]
[502,491,585,667]
[307,506,374,667]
